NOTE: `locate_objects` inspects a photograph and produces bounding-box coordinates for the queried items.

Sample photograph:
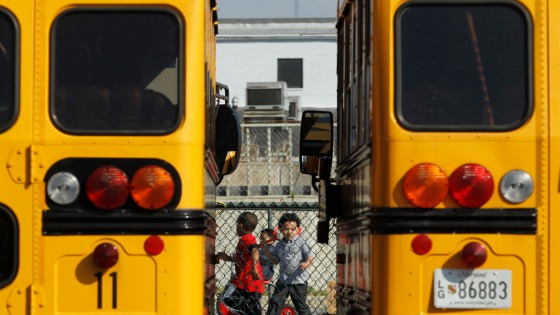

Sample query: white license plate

[433,269,512,309]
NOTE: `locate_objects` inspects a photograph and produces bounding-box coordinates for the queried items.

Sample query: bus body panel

[41,235,205,314]
[378,234,535,314]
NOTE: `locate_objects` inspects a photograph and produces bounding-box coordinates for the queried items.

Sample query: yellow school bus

[300,0,560,314]
[0,0,241,314]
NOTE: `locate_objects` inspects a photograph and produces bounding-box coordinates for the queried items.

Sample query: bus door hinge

[7,146,44,184]
[6,286,28,315]
[7,146,29,184]
[30,284,47,313]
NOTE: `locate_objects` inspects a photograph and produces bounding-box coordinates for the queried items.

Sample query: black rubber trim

[336,208,537,235]
[43,209,210,235]
[0,204,18,289]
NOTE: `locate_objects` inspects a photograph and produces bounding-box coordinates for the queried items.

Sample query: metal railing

[217,122,337,200]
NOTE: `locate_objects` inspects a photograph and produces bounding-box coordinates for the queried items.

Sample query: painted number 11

[95,272,117,309]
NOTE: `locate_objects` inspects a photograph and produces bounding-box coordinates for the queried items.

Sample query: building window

[288,96,300,120]
[278,58,303,88]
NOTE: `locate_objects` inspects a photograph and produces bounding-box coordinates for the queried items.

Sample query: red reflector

[281,305,297,315]
[449,163,494,208]
[411,234,432,255]
[403,163,448,208]
[86,166,129,210]
[130,165,175,210]
[144,235,165,255]
[461,242,487,268]
[93,243,119,268]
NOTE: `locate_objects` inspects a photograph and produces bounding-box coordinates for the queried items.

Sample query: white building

[216,18,337,120]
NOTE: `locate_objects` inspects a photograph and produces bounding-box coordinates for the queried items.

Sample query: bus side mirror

[300,110,334,245]
[299,111,333,175]
[215,104,242,182]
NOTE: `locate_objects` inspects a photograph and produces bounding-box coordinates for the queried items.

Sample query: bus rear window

[396,4,531,131]
[51,10,182,134]
[0,206,17,289]
[0,11,17,133]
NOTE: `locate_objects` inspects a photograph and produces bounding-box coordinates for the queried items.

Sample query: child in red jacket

[218,212,264,315]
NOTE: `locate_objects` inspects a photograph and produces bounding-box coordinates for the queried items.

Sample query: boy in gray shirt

[259,228,277,281]
[261,213,314,315]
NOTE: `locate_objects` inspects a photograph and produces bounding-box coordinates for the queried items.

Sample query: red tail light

[93,243,119,268]
[403,163,448,208]
[130,165,175,210]
[86,166,129,210]
[461,242,487,268]
[449,163,494,208]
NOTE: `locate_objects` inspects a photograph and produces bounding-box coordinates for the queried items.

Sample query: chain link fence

[214,202,337,315]
[218,122,337,200]
[215,121,338,314]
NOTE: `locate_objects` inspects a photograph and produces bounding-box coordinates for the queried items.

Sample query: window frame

[49,7,185,135]
[394,2,533,132]
[277,58,304,89]
[0,8,20,134]
[0,205,18,289]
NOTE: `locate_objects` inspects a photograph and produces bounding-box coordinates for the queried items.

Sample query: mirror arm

[311,175,320,193]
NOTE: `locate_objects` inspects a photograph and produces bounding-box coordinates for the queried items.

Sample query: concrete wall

[216,20,337,119]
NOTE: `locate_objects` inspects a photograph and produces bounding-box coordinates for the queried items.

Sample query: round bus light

[130,165,175,210]
[93,243,119,268]
[403,163,448,208]
[144,235,165,255]
[449,163,494,208]
[47,172,80,205]
[86,165,129,210]
[500,170,533,204]
[461,242,487,268]
[411,234,432,255]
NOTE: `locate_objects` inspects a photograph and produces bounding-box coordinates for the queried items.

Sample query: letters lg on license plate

[433,269,512,309]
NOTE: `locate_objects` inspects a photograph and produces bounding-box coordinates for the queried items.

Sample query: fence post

[289,126,294,195]
[246,127,251,196]
[267,127,272,195]
[267,208,273,229]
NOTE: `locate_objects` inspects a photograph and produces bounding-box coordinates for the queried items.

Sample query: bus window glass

[0,206,17,289]
[396,4,530,130]
[52,10,182,134]
[0,11,17,132]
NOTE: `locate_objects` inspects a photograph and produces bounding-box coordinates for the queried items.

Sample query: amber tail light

[130,165,175,210]
[403,163,449,208]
